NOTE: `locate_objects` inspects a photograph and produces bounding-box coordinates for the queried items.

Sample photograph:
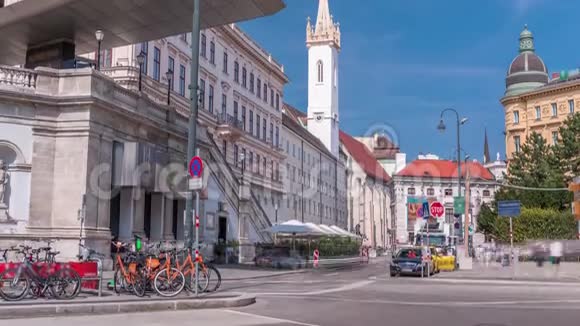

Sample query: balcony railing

[0,66,37,89]
[217,112,244,130]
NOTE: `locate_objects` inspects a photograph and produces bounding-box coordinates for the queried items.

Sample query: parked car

[390,247,434,277]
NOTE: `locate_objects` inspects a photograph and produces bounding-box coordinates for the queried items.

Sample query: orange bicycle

[143,247,185,297]
[112,242,146,297]
[175,248,209,292]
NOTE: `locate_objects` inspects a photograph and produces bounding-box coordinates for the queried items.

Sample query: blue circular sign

[189,156,203,178]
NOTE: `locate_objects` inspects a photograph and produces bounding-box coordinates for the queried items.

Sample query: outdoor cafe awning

[266,220,360,238]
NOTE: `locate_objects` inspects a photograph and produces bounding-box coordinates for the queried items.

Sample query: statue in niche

[0,160,8,206]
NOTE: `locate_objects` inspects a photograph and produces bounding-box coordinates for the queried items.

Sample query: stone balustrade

[0,65,38,89]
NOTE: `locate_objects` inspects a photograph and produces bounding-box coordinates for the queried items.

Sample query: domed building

[501,25,579,161]
[505,25,549,97]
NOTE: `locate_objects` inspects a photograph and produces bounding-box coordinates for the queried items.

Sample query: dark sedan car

[390,247,433,277]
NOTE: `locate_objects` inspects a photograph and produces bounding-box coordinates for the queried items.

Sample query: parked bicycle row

[0,242,83,301]
[110,241,221,297]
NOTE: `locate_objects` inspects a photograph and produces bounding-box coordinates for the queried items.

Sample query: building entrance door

[218,217,227,243]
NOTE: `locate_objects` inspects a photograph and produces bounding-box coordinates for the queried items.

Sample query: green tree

[497,132,569,210]
[554,112,580,182]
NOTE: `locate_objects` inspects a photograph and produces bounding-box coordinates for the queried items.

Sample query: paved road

[6,259,580,326]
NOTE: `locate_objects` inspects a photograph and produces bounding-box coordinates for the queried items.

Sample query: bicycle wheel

[153,267,185,297]
[182,265,209,293]
[113,269,128,294]
[0,268,30,301]
[131,270,147,297]
[205,265,222,293]
[50,268,81,300]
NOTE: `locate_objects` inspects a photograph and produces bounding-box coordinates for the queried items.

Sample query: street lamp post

[95,30,104,71]
[136,52,145,91]
[165,70,173,105]
[438,108,468,258]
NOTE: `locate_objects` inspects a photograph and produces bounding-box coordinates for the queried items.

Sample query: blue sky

[241,0,578,162]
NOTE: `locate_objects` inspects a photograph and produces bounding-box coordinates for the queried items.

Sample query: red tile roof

[396,159,495,180]
[283,103,392,183]
[340,131,392,183]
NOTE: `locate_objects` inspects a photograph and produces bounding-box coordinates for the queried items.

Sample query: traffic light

[569,182,580,220]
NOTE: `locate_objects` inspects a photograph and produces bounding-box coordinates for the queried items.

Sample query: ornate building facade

[502,25,578,159]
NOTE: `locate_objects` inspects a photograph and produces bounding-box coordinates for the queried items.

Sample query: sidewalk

[435,261,580,282]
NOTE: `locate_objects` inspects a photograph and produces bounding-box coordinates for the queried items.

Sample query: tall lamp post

[136,52,145,91]
[437,108,468,248]
[95,30,104,71]
[165,70,173,105]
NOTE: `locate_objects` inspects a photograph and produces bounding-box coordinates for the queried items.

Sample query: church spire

[307,0,341,49]
[483,128,490,164]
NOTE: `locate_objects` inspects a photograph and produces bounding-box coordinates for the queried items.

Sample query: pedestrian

[549,241,563,276]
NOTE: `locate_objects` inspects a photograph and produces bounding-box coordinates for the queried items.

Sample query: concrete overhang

[0,0,285,65]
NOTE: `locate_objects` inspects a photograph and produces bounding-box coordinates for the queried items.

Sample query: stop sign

[430,201,444,218]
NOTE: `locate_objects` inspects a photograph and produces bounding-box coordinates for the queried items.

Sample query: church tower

[306,0,341,157]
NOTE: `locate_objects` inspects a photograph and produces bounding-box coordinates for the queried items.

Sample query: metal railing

[217,112,243,130]
[0,65,38,89]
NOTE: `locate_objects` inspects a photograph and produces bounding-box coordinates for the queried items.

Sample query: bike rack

[78,258,104,297]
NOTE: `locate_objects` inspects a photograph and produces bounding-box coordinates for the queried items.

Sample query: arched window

[317,60,324,83]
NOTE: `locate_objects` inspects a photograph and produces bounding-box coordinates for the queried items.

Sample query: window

[257,78,262,98]
[270,89,274,107]
[200,34,207,58]
[168,57,175,91]
[271,161,274,180]
[444,189,453,196]
[209,41,215,64]
[181,33,188,43]
[263,158,267,176]
[233,101,239,120]
[250,73,254,93]
[222,140,227,157]
[569,99,575,114]
[234,144,239,166]
[257,114,261,138]
[223,52,228,73]
[483,190,491,197]
[292,144,295,157]
[317,60,324,83]
[100,49,113,68]
[263,83,268,102]
[208,85,214,113]
[140,42,148,75]
[249,152,254,172]
[249,110,254,134]
[513,110,519,124]
[262,118,266,141]
[241,148,246,167]
[551,103,558,117]
[257,154,260,174]
[334,64,338,87]
[514,135,521,153]
[234,61,239,82]
[275,93,280,111]
[153,47,161,81]
[221,94,227,115]
[552,131,558,145]
[242,67,247,88]
[242,106,246,131]
[427,188,435,196]
[286,140,289,153]
[276,163,280,181]
[179,65,186,96]
[445,208,454,223]
[198,78,205,107]
[275,126,280,147]
[534,106,541,120]
[270,123,274,143]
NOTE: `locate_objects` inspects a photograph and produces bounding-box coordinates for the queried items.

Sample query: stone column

[118,187,134,241]
[163,197,174,240]
[175,199,185,241]
[132,187,146,239]
[149,193,164,241]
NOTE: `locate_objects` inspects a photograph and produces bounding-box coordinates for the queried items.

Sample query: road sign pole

[194,189,199,296]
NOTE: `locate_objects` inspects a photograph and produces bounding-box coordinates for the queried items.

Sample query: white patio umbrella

[318,224,343,236]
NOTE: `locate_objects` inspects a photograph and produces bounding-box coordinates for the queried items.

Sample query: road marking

[423,278,580,287]
[252,280,374,297]
[324,272,339,277]
[265,295,580,308]
[224,309,320,326]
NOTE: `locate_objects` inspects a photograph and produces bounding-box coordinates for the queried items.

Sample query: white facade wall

[280,121,347,228]
[393,176,498,244]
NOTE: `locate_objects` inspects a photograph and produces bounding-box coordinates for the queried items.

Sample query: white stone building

[393,154,499,245]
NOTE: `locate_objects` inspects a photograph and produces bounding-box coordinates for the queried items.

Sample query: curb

[0,294,256,320]
[424,277,580,286]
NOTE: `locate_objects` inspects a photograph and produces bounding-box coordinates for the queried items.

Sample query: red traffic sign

[189,156,204,178]
[430,201,445,218]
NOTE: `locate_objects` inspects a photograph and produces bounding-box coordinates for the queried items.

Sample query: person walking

[549,241,563,277]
